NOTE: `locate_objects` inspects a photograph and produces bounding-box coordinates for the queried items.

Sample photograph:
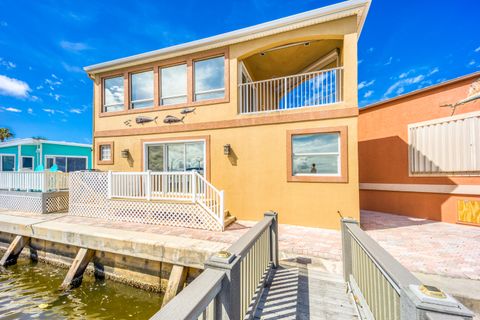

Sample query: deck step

[224,211,236,228]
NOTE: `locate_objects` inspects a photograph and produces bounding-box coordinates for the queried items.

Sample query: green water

[0,258,163,319]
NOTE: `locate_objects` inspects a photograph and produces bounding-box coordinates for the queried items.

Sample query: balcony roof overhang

[84,0,371,75]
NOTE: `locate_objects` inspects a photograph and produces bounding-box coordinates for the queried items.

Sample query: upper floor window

[161,64,187,105]
[194,56,225,101]
[130,70,154,109]
[103,76,124,112]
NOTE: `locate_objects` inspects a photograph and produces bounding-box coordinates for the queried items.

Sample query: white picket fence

[108,171,224,226]
[0,171,69,192]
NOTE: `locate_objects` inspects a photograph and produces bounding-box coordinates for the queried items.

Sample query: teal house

[0,138,92,172]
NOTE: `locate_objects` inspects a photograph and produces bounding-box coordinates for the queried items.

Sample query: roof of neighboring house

[360,71,480,112]
[0,138,91,148]
[84,0,371,74]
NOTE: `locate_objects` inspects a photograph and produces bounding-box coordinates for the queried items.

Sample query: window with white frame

[21,156,34,171]
[103,76,124,112]
[291,133,340,176]
[130,70,154,109]
[0,155,15,171]
[409,112,480,175]
[100,145,112,161]
[160,64,187,105]
[46,156,87,172]
[194,56,225,101]
[146,141,205,175]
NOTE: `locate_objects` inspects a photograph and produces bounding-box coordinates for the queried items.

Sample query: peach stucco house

[81,0,371,230]
[359,71,480,226]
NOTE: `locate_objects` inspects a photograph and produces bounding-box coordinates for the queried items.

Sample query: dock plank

[254,264,358,320]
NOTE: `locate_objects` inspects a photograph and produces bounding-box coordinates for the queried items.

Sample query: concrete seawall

[0,213,229,292]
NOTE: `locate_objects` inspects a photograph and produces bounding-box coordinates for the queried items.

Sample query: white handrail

[238,67,343,114]
[108,171,225,229]
[0,171,69,192]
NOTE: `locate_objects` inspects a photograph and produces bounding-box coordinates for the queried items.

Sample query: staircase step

[224,213,236,228]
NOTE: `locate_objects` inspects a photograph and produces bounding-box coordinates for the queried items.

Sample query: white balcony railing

[0,171,69,192]
[238,67,343,114]
[108,171,225,226]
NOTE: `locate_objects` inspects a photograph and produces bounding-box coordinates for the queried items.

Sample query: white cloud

[384,56,393,65]
[384,74,425,97]
[60,41,90,52]
[42,108,55,114]
[367,47,374,53]
[36,85,43,90]
[0,58,16,69]
[1,106,21,113]
[364,90,374,98]
[475,46,480,53]
[358,59,363,64]
[0,75,30,98]
[69,105,88,114]
[48,92,61,101]
[62,62,83,73]
[358,79,375,90]
[27,108,33,114]
[468,59,476,66]
[427,67,439,76]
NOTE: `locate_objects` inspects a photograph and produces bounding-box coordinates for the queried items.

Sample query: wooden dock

[254,263,358,320]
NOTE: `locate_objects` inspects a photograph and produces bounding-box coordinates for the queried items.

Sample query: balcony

[238,67,343,114]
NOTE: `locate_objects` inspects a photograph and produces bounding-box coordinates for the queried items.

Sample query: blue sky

[0,0,479,143]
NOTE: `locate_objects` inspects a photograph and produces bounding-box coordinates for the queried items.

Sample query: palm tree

[0,128,14,142]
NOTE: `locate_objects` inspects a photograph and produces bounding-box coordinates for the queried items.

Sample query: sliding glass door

[146,141,205,175]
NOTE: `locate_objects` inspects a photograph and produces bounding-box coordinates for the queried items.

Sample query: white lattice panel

[0,194,43,213]
[45,194,69,213]
[69,172,222,231]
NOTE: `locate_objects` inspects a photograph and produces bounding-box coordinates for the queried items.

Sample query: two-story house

[83,0,370,230]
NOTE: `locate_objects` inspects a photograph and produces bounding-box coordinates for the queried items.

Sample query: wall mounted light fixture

[223,144,231,156]
[121,149,130,158]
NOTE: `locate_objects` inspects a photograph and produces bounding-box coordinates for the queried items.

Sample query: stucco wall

[358,74,480,223]
[91,16,360,230]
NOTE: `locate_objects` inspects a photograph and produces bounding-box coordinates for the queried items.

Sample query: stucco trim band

[360,183,480,196]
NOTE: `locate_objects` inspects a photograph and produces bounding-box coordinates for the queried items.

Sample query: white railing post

[146,170,151,201]
[283,77,288,109]
[107,170,112,199]
[191,171,197,203]
[42,172,48,192]
[220,190,225,228]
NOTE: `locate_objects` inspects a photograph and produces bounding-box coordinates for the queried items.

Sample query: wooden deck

[254,262,358,320]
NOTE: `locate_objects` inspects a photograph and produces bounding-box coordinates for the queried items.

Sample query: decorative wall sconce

[223,144,231,156]
[121,149,130,158]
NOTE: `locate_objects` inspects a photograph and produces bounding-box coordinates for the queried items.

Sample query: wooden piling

[161,265,187,307]
[0,235,30,266]
[59,247,95,290]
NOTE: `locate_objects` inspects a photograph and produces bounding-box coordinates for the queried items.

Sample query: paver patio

[0,208,478,280]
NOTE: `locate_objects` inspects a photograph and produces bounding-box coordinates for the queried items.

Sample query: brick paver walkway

[1,209,478,280]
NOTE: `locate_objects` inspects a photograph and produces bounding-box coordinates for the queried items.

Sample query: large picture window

[194,56,225,101]
[103,76,124,112]
[45,156,87,172]
[292,133,340,176]
[0,155,15,171]
[130,70,154,109]
[160,64,187,105]
[287,127,348,182]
